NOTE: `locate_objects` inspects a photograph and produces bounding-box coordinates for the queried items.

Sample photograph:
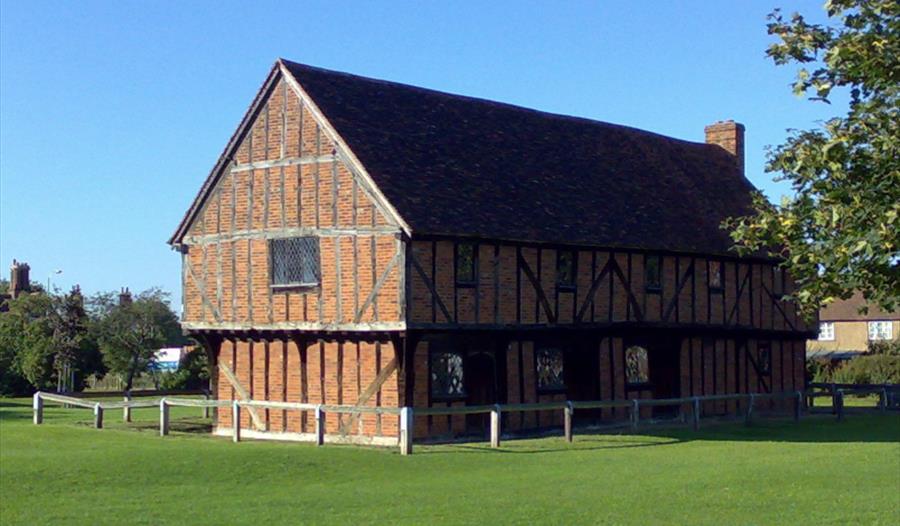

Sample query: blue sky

[0,0,841,312]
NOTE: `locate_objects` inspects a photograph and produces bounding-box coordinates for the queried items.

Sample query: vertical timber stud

[315,405,325,446]
[490,404,501,448]
[33,393,43,425]
[232,402,241,443]
[94,403,104,429]
[159,399,169,437]
[203,389,211,419]
[123,392,132,423]
[745,393,755,426]
[794,391,802,422]
[564,401,574,443]
[400,407,413,455]
[692,397,700,431]
[631,399,639,432]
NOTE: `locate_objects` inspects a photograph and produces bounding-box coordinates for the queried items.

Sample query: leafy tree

[0,286,103,394]
[158,348,210,390]
[725,0,900,317]
[92,288,183,391]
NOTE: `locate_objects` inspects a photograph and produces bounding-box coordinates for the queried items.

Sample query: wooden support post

[836,391,844,421]
[399,407,413,455]
[33,393,43,425]
[94,404,104,429]
[159,399,169,437]
[692,397,700,431]
[831,383,838,415]
[880,388,888,413]
[315,405,325,446]
[793,391,802,423]
[490,404,501,448]
[123,392,132,423]
[203,389,211,419]
[744,394,755,426]
[563,402,573,443]
[631,399,639,432]
[232,402,241,443]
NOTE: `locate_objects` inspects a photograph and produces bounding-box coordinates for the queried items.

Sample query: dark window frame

[556,250,576,291]
[535,347,566,394]
[268,236,321,290]
[429,349,467,401]
[757,343,772,376]
[454,242,478,287]
[645,255,662,293]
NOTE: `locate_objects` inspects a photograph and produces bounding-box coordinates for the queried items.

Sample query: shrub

[829,353,900,385]
[158,349,209,391]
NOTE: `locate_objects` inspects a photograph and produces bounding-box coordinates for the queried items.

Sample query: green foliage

[830,353,900,384]
[867,339,900,355]
[157,348,210,390]
[92,288,184,391]
[724,0,900,317]
[0,288,103,394]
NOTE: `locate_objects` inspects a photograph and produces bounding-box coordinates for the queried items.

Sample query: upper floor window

[557,251,576,290]
[645,255,661,292]
[625,346,649,385]
[536,348,565,392]
[868,321,893,341]
[430,351,465,399]
[270,237,320,288]
[708,260,723,291]
[455,242,477,286]
[818,322,835,341]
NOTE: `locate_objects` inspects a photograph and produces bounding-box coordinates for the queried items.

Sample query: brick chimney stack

[705,120,745,175]
[10,260,30,299]
[118,287,133,306]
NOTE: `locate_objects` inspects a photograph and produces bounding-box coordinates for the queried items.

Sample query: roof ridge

[279,58,713,150]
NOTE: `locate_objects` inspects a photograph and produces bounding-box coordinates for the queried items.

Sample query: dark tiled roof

[820,291,899,321]
[289,61,758,255]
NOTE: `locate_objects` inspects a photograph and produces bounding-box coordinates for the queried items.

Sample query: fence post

[203,389,211,419]
[880,388,888,413]
[490,404,501,448]
[33,393,43,425]
[315,405,325,446]
[744,394,755,426]
[831,383,838,414]
[123,392,132,423]
[232,402,241,443]
[399,407,413,455]
[836,391,844,421]
[564,401,574,443]
[159,398,169,437]
[631,399,640,432]
[94,403,104,429]
[692,397,700,431]
[793,391,802,423]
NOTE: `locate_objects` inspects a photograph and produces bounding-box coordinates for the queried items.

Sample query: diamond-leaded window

[431,352,465,398]
[645,256,661,291]
[625,346,649,385]
[270,237,320,287]
[456,243,477,285]
[557,251,575,289]
[536,348,565,391]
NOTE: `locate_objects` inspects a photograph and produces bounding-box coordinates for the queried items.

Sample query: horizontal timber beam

[231,154,337,172]
[182,321,406,332]
[184,226,401,245]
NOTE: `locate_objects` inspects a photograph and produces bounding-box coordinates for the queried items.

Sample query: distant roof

[820,291,900,321]
[281,60,758,255]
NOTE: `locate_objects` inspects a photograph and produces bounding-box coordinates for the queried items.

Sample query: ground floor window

[625,346,649,385]
[431,351,465,399]
[818,322,835,341]
[536,348,565,392]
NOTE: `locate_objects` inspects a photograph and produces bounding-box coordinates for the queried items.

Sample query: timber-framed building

[170,59,816,443]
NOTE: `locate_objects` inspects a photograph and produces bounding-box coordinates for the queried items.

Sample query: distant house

[808,292,899,360]
[170,59,815,444]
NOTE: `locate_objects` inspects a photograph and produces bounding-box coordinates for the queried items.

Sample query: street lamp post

[47,269,62,293]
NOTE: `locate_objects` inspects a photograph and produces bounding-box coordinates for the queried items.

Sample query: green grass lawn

[1,398,898,525]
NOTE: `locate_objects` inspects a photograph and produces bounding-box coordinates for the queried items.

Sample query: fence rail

[32,383,897,456]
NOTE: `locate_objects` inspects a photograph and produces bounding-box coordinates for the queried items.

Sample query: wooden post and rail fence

[31,383,898,456]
